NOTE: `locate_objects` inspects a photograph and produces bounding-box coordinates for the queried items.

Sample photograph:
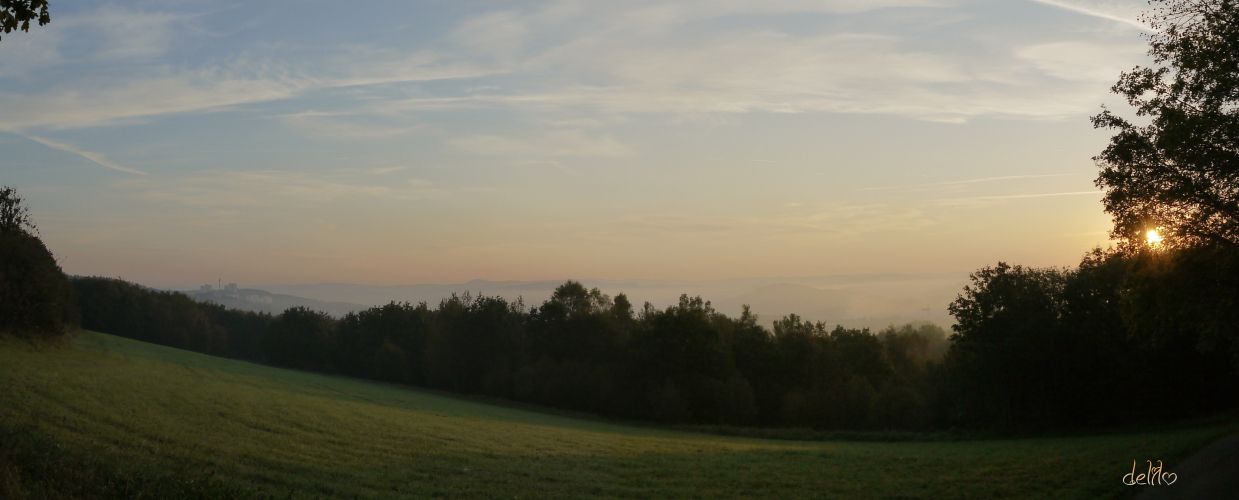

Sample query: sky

[1,0,1154,288]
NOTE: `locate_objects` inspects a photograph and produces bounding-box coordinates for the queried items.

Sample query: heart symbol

[1163,472,1177,485]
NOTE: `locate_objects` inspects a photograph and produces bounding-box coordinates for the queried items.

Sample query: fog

[226,273,967,330]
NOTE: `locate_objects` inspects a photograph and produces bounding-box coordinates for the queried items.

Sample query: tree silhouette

[1,186,76,337]
[1,186,38,237]
[1092,0,1239,248]
[1,0,49,40]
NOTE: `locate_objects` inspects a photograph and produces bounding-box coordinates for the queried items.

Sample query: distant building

[226,283,238,293]
[200,284,213,292]
[244,295,273,304]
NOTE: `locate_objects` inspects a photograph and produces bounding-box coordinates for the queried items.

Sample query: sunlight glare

[1147,229,1163,246]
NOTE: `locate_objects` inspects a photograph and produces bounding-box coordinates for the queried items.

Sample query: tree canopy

[0,0,49,40]
[0,186,38,237]
[1092,0,1239,249]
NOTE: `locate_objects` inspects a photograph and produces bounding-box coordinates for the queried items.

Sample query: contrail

[1027,0,1147,30]
[23,134,148,175]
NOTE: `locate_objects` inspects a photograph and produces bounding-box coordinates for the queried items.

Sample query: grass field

[1,331,1235,499]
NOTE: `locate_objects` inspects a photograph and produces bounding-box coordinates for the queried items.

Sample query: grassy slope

[1,331,1233,499]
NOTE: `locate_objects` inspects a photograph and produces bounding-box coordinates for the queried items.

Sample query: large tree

[1092,0,1239,248]
[1,0,49,40]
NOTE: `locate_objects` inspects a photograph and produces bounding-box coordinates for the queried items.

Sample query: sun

[1147,229,1164,246]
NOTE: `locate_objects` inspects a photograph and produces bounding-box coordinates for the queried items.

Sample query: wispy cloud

[0,4,501,133]
[0,0,1155,134]
[588,202,936,242]
[863,173,1087,191]
[281,112,424,141]
[1027,0,1147,30]
[381,4,1148,122]
[20,134,147,175]
[451,130,634,157]
[119,170,451,209]
[933,190,1102,207]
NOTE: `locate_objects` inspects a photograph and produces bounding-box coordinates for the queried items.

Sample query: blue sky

[1,0,1151,287]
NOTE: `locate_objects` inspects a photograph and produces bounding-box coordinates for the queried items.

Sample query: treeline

[71,244,1239,430]
[944,247,1239,427]
[71,276,950,429]
[73,277,269,360]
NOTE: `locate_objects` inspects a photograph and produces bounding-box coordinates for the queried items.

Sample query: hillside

[2,331,1233,499]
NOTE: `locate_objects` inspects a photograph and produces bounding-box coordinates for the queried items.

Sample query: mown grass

[1,331,1234,499]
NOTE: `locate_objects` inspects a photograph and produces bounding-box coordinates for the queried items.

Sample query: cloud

[862,173,1088,191]
[0,7,502,133]
[0,76,303,131]
[1027,0,1147,29]
[0,0,1155,135]
[116,170,454,211]
[0,5,182,77]
[590,202,936,242]
[451,130,634,157]
[81,6,183,61]
[281,112,422,140]
[0,56,498,131]
[383,2,1150,122]
[1016,40,1147,83]
[933,190,1103,208]
[20,134,147,175]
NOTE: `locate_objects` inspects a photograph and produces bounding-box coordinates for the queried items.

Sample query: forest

[59,243,1239,431]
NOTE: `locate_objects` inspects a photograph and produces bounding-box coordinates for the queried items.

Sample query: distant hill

[185,288,366,317]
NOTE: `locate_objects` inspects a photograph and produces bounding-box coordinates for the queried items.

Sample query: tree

[1,0,49,40]
[1092,0,1239,248]
[946,263,1075,425]
[264,306,335,371]
[1,186,77,337]
[1,186,38,237]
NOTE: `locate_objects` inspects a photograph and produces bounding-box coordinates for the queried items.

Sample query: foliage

[946,251,1239,427]
[0,0,47,41]
[0,186,76,338]
[0,186,38,236]
[264,306,334,371]
[73,277,952,430]
[1092,0,1239,248]
[1119,245,1239,369]
[335,301,432,384]
[73,276,268,358]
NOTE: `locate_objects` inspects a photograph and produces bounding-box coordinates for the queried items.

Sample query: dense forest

[71,276,952,429]
[67,243,1239,430]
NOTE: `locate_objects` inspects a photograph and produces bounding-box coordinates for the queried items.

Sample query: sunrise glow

[1147,229,1163,246]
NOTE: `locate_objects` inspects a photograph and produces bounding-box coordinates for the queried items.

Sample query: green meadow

[1,331,1233,499]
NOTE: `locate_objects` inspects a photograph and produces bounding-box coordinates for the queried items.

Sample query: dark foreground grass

[1,331,1234,499]
[0,423,280,499]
